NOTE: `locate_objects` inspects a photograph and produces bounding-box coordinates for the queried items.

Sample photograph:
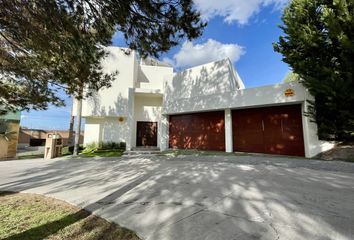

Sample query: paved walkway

[0,155,353,240]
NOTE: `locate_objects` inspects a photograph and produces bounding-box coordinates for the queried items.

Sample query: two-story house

[74,46,333,158]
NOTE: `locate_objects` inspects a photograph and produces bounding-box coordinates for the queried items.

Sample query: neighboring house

[74,46,333,158]
[18,129,84,148]
[0,111,21,160]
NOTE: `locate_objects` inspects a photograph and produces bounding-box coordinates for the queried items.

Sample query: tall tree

[1,0,205,112]
[283,72,300,83]
[274,0,354,140]
[0,0,206,154]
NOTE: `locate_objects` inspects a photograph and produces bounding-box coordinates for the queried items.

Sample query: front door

[136,121,158,147]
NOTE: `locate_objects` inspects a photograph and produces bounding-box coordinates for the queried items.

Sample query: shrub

[98,141,126,150]
[119,142,126,150]
[68,145,84,154]
[81,143,98,154]
[99,141,117,150]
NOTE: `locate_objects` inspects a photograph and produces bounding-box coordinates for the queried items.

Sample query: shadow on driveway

[0,156,353,240]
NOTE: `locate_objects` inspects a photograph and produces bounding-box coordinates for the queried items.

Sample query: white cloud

[194,0,288,24]
[165,39,245,68]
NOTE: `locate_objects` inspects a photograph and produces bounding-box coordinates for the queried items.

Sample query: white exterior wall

[83,117,130,145]
[75,47,138,117]
[159,114,169,151]
[163,81,307,115]
[76,47,172,149]
[138,65,173,90]
[132,95,163,148]
[126,88,135,150]
[302,101,335,157]
[83,119,101,145]
[224,109,233,153]
[134,96,162,122]
[164,59,243,104]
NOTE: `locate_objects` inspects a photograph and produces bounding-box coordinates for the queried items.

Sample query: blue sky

[21,0,291,130]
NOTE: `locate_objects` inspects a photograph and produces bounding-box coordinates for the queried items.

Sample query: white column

[224,109,233,153]
[126,88,135,150]
[301,101,311,158]
[159,114,169,151]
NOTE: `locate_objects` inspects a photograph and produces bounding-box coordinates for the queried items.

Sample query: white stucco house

[74,46,333,158]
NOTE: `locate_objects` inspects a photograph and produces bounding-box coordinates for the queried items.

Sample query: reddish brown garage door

[232,105,305,156]
[169,111,225,151]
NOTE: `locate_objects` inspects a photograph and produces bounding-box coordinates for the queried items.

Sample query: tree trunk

[73,98,82,156]
[67,97,75,150]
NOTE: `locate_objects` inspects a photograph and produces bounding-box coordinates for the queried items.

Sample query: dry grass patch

[0,192,140,240]
[316,142,354,162]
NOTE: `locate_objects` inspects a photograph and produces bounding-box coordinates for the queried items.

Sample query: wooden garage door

[232,105,305,156]
[169,111,225,151]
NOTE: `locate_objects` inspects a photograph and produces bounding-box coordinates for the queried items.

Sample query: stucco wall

[76,47,173,118]
[163,82,307,115]
[301,102,335,157]
[164,59,243,106]
[76,47,138,117]
[137,65,173,90]
[83,118,100,145]
[84,117,130,146]
[132,95,163,148]
[134,96,162,122]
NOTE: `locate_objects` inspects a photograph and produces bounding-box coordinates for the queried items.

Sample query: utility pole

[73,98,82,156]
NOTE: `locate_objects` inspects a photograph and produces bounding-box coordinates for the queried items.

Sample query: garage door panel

[169,111,225,151]
[233,105,305,156]
[263,105,304,156]
[232,109,265,153]
[263,111,286,155]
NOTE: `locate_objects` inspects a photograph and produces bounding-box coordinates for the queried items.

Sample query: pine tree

[0,0,206,113]
[274,0,354,140]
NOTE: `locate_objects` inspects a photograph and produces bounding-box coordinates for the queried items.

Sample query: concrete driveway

[0,155,353,240]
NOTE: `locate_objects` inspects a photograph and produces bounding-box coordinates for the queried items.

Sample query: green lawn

[0,192,139,240]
